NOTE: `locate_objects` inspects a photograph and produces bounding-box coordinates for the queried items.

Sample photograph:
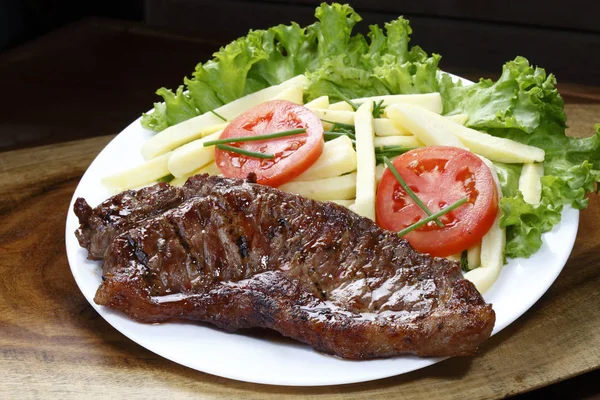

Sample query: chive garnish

[372,100,386,118]
[460,250,469,272]
[157,174,175,183]
[382,156,444,228]
[216,144,275,159]
[397,197,468,237]
[203,128,306,147]
[210,110,228,122]
[339,94,359,111]
[324,131,356,141]
[320,119,355,131]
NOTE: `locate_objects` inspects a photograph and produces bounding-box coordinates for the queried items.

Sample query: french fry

[328,101,355,111]
[305,96,330,109]
[169,162,223,186]
[519,163,544,204]
[278,173,357,201]
[373,135,424,149]
[447,123,545,163]
[447,113,468,125]
[292,136,357,181]
[197,162,222,176]
[375,164,386,185]
[464,156,505,293]
[467,243,482,270]
[310,109,354,129]
[352,101,376,220]
[328,199,355,207]
[389,103,544,163]
[352,93,443,114]
[102,152,171,190]
[167,131,221,178]
[374,118,411,136]
[169,175,189,187]
[464,213,505,293]
[141,75,307,160]
[272,85,304,104]
[387,103,468,149]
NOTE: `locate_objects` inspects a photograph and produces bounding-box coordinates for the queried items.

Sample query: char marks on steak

[74,175,251,259]
[75,174,495,359]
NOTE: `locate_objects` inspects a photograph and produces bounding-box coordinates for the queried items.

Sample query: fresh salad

[105,3,599,293]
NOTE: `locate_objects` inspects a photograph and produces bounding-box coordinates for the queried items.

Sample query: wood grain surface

[0,103,598,399]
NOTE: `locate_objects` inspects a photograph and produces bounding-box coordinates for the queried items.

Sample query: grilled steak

[75,174,252,259]
[76,174,495,359]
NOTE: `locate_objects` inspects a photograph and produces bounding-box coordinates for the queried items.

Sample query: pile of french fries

[103,74,548,293]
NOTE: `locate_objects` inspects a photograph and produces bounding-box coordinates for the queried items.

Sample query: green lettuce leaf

[493,162,522,198]
[442,56,566,133]
[141,10,321,130]
[443,58,599,258]
[141,86,197,131]
[140,3,599,262]
[142,3,442,130]
[305,15,441,101]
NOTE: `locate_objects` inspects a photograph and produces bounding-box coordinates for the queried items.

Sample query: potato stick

[519,163,544,204]
[278,173,357,201]
[292,136,356,181]
[352,101,376,220]
[142,75,307,159]
[170,162,223,186]
[375,164,386,185]
[387,103,468,149]
[328,199,355,207]
[272,85,304,105]
[373,135,424,149]
[304,95,329,109]
[168,131,221,177]
[464,155,505,293]
[447,113,468,125]
[102,152,171,190]
[310,109,355,127]
[467,243,482,270]
[328,101,355,111]
[374,118,411,136]
[351,93,443,114]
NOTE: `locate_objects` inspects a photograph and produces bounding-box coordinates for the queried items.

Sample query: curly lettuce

[141,2,599,260]
[443,59,600,258]
[142,3,441,130]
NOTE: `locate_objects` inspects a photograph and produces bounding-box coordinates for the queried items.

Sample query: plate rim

[64,74,580,386]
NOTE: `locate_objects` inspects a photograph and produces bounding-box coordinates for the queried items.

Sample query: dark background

[0,0,143,50]
[3,0,599,152]
[3,0,599,84]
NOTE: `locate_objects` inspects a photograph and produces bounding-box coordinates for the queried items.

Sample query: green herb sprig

[397,197,468,237]
[460,250,469,272]
[383,156,444,228]
[324,131,356,141]
[372,100,386,118]
[375,146,411,163]
[210,109,228,122]
[157,174,175,183]
[216,144,275,159]
[203,128,306,147]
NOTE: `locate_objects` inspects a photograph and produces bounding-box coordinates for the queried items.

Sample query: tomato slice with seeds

[376,146,498,257]
[215,100,324,187]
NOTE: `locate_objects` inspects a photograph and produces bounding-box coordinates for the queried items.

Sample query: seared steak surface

[75,174,495,359]
[75,175,251,259]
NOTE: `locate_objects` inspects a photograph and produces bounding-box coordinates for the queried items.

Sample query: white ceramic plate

[65,84,579,386]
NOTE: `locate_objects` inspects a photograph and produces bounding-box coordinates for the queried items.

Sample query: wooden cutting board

[0,102,598,399]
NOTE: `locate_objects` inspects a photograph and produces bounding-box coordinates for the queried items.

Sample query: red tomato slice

[376,146,498,257]
[214,100,324,187]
